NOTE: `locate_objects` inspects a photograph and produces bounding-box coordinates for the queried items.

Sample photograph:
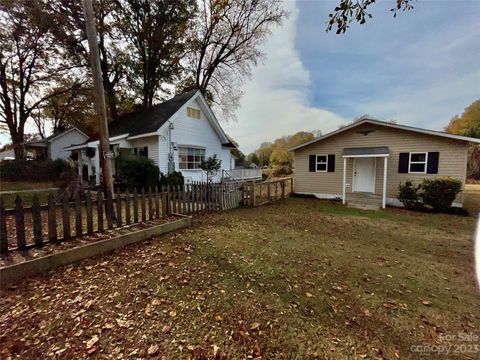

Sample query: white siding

[50,130,89,160]
[128,136,160,166]
[157,98,232,182]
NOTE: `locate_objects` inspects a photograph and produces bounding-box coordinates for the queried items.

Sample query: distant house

[65,90,240,184]
[30,128,90,160]
[0,127,89,161]
[289,118,480,209]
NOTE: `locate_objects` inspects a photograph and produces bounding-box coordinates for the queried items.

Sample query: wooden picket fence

[0,178,292,255]
[243,177,294,206]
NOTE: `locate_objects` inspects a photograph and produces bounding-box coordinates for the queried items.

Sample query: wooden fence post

[0,198,8,254]
[290,177,294,195]
[75,192,83,237]
[97,190,104,232]
[141,188,146,222]
[48,194,57,243]
[106,190,114,230]
[148,187,153,221]
[86,191,93,235]
[15,195,26,250]
[32,194,43,247]
[116,189,122,227]
[62,192,71,241]
[164,186,170,216]
[155,186,160,219]
[125,189,131,225]
[133,188,139,223]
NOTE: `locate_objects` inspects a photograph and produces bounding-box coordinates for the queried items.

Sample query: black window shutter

[427,152,439,174]
[398,153,409,173]
[144,146,149,158]
[327,154,335,172]
[309,155,316,172]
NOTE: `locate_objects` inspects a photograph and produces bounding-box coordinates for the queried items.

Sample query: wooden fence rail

[0,178,292,255]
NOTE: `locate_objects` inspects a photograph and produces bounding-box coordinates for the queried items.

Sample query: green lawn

[1,197,478,359]
[464,184,480,214]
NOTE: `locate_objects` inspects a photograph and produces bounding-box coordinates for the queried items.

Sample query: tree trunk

[12,132,25,161]
[105,84,118,120]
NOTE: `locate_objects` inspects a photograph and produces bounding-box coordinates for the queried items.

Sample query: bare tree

[183,0,287,119]
[0,0,75,159]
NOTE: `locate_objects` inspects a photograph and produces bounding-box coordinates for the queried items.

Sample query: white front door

[353,158,375,193]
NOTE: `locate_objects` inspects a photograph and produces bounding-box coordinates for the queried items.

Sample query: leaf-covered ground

[1,198,479,359]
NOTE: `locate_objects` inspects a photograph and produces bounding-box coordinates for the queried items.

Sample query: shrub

[199,155,222,183]
[398,181,422,209]
[420,177,462,211]
[0,159,74,182]
[160,171,184,188]
[116,154,160,190]
[398,177,463,212]
[272,164,293,178]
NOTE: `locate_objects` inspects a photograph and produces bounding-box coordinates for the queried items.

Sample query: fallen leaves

[250,322,261,330]
[161,324,172,334]
[85,335,98,352]
[147,344,159,356]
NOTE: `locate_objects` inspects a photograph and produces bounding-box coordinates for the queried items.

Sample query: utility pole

[82,0,114,195]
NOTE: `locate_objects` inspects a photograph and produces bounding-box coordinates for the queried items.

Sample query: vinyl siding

[157,98,231,182]
[129,136,159,167]
[50,130,89,160]
[293,123,469,203]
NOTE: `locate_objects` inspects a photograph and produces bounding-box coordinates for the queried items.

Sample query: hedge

[0,159,73,182]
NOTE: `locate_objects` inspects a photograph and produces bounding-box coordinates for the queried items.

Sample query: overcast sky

[224,0,480,153]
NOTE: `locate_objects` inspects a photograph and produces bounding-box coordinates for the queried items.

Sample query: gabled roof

[108,91,197,137]
[289,118,480,152]
[28,127,88,147]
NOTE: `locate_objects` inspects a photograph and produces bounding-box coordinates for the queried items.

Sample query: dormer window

[187,107,201,119]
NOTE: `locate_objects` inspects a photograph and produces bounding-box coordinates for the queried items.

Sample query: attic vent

[356,129,376,136]
[187,107,201,119]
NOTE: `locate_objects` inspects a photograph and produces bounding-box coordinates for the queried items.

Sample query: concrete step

[347,202,381,211]
[346,192,382,210]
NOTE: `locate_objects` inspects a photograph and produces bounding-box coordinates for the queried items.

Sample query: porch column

[342,157,347,205]
[382,156,388,209]
[77,151,83,182]
[95,145,101,186]
[87,155,93,182]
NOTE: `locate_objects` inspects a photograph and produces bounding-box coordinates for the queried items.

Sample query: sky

[224,0,480,153]
[2,0,479,152]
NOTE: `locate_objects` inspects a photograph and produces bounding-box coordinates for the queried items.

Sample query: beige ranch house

[290,118,480,209]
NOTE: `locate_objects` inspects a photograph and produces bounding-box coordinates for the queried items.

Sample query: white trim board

[343,154,389,158]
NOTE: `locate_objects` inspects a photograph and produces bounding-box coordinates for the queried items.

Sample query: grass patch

[0,198,478,359]
[464,184,480,214]
[0,190,54,208]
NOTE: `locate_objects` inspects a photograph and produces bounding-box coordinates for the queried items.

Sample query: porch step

[346,192,382,211]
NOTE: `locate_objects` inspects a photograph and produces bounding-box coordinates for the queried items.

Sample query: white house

[65,90,248,184]
[0,127,89,161]
[31,127,90,160]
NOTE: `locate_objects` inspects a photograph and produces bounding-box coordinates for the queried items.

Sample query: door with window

[353,158,375,193]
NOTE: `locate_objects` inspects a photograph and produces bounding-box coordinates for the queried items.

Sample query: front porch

[342,147,389,209]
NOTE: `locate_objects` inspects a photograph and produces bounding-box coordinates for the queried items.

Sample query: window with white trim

[316,155,328,172]
[409,152,427,173]
[179,147,205,169]
[187,107,201,119]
